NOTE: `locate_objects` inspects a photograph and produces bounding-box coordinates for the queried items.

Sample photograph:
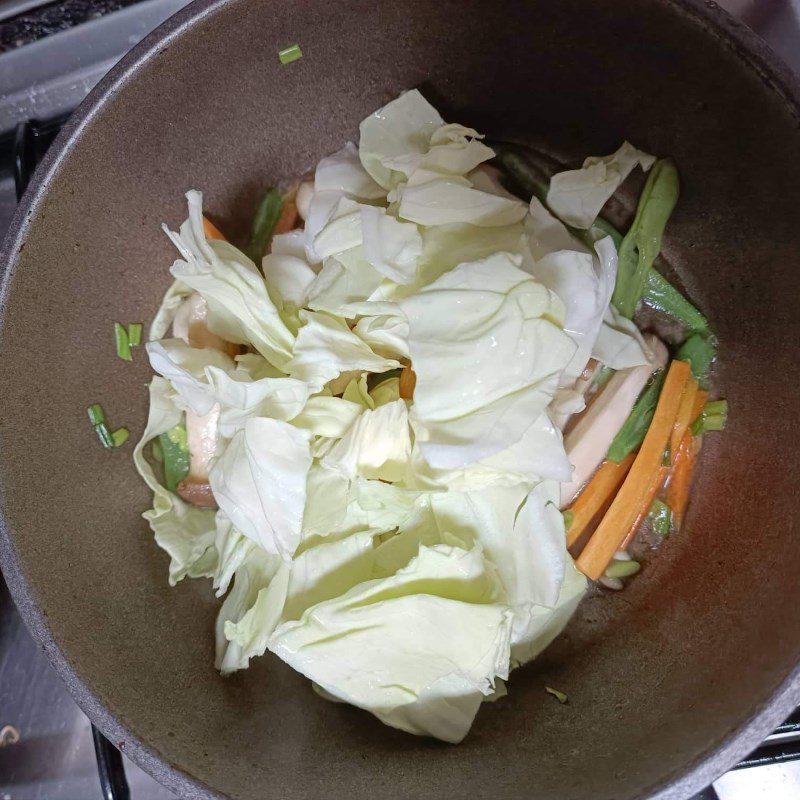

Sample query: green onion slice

[278,44,303,65]
[114,322,132,361]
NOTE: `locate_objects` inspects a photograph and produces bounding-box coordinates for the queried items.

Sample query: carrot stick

[399,365,417,400]
[667,431,701,528]
[566,454,635,548]
[664,383,707,529]
[274,198,299,234]
[576,359,691,580]
[621,465,669,548]
[203,216,227,241]
[670,377,698,457]
[691,389,708,423]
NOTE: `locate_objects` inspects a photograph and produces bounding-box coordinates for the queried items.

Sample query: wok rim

[0,1,798,797]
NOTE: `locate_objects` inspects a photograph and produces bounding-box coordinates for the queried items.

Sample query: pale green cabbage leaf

[286,310,401,393]
[269,542,512,743]
[398,252,575,468]
[208,418,312,560]
[546,141,655,229]
[165,190,295,369]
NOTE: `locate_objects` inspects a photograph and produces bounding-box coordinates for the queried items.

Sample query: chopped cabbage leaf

[523,236,617,381]
[322,399,411,482]
[290,395,363,438]
[133,378,218,585]
[146,339,234,416]
[315,141,385,200]
[269,543,512,743]
[165,190,295,369]
[261,252,316,309]
[409,412,571,489]
[399,253,574,468]
[360,205,422,284]
[397,177,527,228]
[148,279,192,341]
[547,141,655,229]
[208,418,312,561]
[359,89,444,189]
[305,248,385,314]
[593,304,649,369]
[216,547,289,673]
[287,310,401,393]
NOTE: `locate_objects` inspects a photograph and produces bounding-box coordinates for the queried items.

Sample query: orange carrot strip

[274,198,299,235]
[670,377,698,457]
[566,454,635,548]
[621,465,669,549]
[667,431,702,528]
[399,366,417,400]
[576,359,691,580]
[203,216,227,241]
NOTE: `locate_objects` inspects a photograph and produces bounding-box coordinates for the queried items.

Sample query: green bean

[246,188,283,264]
[612,159,680,318]
[676,333,716,388]
[644,270,708,333]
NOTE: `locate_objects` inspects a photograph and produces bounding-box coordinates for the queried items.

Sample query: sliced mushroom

[559,334,668,508]
[176,480,218,509]
[185,405,220,483]
[175,404,220,509]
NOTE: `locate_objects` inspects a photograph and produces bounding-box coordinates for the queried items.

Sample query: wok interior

[1,0,800,797]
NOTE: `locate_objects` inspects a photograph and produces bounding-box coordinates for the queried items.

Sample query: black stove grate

[7,112,800,800]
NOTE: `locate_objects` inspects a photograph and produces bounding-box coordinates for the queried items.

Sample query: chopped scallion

[87,403,105,426]
[648,499,672,537]
[605,559,641,579]
[114,322,131,361]
[111,428,130,447]
[691,399,728,435]
[545,686,568,704]
[278,44,303,65]
[127,323,143,347]
[94,422,114,449]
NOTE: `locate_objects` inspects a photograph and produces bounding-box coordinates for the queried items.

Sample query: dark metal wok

[1,1,799,798]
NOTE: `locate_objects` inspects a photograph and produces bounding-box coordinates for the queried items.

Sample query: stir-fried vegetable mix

[123,90,725,743]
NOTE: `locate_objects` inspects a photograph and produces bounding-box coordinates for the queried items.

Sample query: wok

[1,0,799,798]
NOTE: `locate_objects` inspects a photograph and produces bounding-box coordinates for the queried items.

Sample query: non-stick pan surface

[1,1,800,798]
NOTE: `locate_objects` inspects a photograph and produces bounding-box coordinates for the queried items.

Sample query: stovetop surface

[1,1,800,798]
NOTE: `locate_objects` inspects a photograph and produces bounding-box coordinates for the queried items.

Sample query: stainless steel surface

[0,0,52,23]
[0,0,190,130]
[0,0,798,798]
[0,577,176,798]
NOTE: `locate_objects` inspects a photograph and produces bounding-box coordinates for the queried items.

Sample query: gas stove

[1,1,800,798]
